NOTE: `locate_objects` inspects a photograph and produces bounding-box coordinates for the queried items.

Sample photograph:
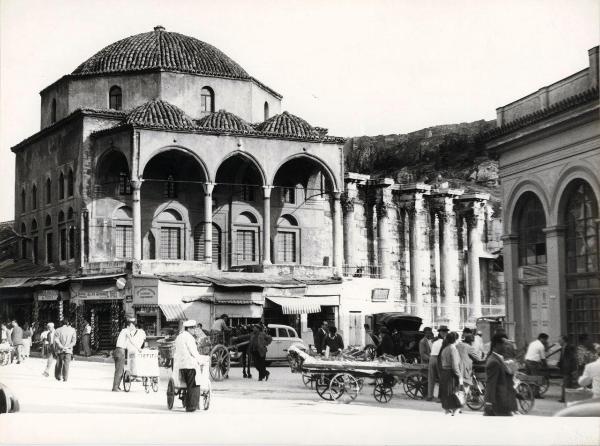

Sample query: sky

[0,0,598,221]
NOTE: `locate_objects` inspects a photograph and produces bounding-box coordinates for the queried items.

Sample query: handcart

[166,355,211,411]
[122,349,160,393]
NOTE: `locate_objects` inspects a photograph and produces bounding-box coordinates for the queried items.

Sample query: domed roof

[126,99,195,129]
[255,111,319,138]
[196,110,254,132]
[73,26,249,79]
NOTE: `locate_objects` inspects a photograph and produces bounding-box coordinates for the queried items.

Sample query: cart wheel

[143,377,150,394]
[329,373,360,403]
[152,377,159,392]
[364,345,376,361]
[302,372,314,389]
[466,383,485,411]
[374,383,393,403]
[516,382,535,414]
[210,345,230,381]
[122,371,132,392]
[166,378,175,410]
[538,376,550,395]
[403,373,427,400]
[315,374,334,401]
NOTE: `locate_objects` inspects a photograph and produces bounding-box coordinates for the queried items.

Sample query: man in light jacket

[174,320,205,412]
[53,319,77,382]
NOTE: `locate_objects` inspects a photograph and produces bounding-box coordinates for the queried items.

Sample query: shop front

[0,280,34,325]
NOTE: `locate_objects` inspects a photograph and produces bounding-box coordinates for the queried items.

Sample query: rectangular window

[236,230,255,263]
[283,187,295,204]
[277,231,296,263]
[46,232,53,264]
[33,236,38,264]
[115,225,133,259]
[59,228,67,261]
[68,227,75,259]
[119,173,132,195]
[160,227,181,260]
[240,185,254,202]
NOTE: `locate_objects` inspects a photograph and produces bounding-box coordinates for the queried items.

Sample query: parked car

[367,312,424,362]
[266,324,306,362]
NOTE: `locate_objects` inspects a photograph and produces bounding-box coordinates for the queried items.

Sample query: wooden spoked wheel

[210,345,230,381]
[329,373,360,403]
[403,373,427,400]
[302,372,314,389]
[466,382,485,411]
[122,371,132,392]
[373,383,393,403]
[516,382,535,414]
[166,378,175,410]
[315,374,334,401]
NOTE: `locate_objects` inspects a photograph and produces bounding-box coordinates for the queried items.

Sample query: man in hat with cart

[112,317,141,392]
[174,320,205,411]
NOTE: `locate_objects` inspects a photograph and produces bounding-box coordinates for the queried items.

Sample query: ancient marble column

[131,180,142,261]
[341,192,356,270]
[332,192,344,270]
[203,182,215,264]
[262,186,273,265]
[465,200,485,321]
[376,200,391,279]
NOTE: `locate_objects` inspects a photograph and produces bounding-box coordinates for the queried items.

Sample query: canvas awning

[266,296,322,315]
[159,304,187,321]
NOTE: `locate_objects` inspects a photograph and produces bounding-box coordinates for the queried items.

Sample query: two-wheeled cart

[166,355,211,411]
[122,349,160,393]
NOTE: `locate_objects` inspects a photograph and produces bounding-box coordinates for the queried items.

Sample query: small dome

[196,110,254,132]
[255,111,319,138]
[127,99,195,129]
[73,27,249,79]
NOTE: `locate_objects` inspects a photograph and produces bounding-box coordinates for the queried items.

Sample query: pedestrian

[578,343,600,398]
[484,333,517,416]
[438,331,463,415]
[376,326,394,357]
[323,325,344,358]
[21,323,32,359]
[426,325,448,401]
[42,322,56,377]
[524,332,549,398]
[576,333,596,376]
[53,319,77,382]
[81,320,92,356]
[174,320,206,411]
[456,333,475,395]
[235,325,252,378]
[9,321,24,364]
[132,322,146,350]
[211,314,231,344]
[419,327,433,364]
[112,317,140,391]
[555,335,577,403]
[473,329,485,358]
[249,324,272,381]
[0,323,8,344]
[314,321,328,354]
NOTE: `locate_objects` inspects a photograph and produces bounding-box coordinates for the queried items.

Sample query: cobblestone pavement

[0,357,597,445]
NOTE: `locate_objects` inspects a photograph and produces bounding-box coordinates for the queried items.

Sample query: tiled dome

[196,110,254,132]
[255,111,319,138]
[73,26,249,79]
[126,99,195,129]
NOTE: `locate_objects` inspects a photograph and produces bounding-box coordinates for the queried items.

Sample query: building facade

[486,46,600,346]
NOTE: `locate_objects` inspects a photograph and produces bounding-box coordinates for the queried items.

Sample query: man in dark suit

[313,321,328,354]
[419,327,433,364]
[557,335,578,403]
[484,333,517,416]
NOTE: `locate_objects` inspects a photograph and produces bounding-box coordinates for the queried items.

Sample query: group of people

[312,321,345,357]
[38,319,77,381]
[0,321,34,363]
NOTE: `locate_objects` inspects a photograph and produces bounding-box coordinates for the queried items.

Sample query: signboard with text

[371,288,390,302]
[36,290,60,301]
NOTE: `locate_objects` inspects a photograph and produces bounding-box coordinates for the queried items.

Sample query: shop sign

[75,290,123,300]
[125,295,133,303]
[371,288,389,302]
[82,261,127,275]
[36,289,60,301]
[133,287,158,305]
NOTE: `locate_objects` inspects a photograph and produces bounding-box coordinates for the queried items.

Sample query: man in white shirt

[174,320,205,412]
[578,343,600,398]
[426,325,448,401]
[112,318,140,392]
[524,333,549,398]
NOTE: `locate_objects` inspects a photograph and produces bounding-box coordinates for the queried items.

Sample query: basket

[128,349,159,377]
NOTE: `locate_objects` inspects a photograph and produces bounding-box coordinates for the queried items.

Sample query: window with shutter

[236,230,255,263]
[277,231,296,263]
[115,225,133,259]
[160,227,181,259]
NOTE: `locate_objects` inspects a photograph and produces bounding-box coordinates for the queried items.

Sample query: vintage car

[366,312,424,362]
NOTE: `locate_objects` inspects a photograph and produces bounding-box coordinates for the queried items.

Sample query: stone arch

[271,153,339,191]
[214,150,267,186]
[236,210,259,224]
[140,145,210,183]
[551,164,600,226]
[504,178,551,234]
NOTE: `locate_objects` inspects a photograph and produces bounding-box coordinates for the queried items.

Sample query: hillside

[344,120,500,203]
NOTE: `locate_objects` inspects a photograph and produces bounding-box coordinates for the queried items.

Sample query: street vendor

[211,314,230,332]
[112,317,141,392]
[323,326,344,358]
[174,320,204,412]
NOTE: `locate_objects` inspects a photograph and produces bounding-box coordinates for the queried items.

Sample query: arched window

[264,101,269,120]
[67,169,74,197]
[114,206,133,259]
[32,184,37,210]
[58,210,65,222]
[45,214,52,227]
[21,188,26,213]
[516,193,546,266]
[200,87,214,113]
[31,219,38,232]
[20,223,27,259]
[277,215,299,264]
[157,209,184,260]
[235,211,259,265]
[31,219,38,264]
[46,178,52,204]
[67,207,74,220]
[68,226,76,260]
[566,181,599,286]
[109,86,122,110]
[51,99,57,124]
[59,172,65,199]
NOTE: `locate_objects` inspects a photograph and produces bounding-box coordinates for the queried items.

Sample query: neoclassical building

[486,46,600,346]
[4,26,501,349]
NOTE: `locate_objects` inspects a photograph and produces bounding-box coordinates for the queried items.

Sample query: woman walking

[438,331,463,415]
[81,320,92,357]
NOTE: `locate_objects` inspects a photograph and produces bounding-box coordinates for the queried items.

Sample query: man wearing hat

[419,327,434,364]
[174,320,204,411]
[426,325,449,401]
[112,317,141,392]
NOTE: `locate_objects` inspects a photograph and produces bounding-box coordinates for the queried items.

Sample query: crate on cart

[128,349,160,377]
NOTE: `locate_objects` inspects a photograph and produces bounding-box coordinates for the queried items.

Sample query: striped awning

[159,304,187,321]
[266,296,321,315]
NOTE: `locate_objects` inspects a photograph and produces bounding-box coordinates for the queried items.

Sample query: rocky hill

[344,119,500,203]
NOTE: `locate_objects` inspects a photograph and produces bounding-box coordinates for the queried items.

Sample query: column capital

[262,185,273,199]
[340,192,355,213]
[376,201,389,220]
[398,200,416,217]
[130,179,142,191]
[203,182,215,195]
[332,191,342,200]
